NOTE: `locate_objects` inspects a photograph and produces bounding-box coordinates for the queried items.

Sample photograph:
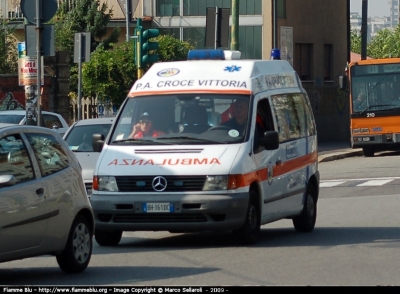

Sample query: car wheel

[95,229,123,246]
[233,189,260,245]
[293,186,317,232]
[56,215,93,273]
[363,147,374,157]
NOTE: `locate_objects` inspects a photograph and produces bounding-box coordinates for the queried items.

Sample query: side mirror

[92,133,105,152]
[0,175,17,187]
[259,131,279,150]
[339,75,348,90]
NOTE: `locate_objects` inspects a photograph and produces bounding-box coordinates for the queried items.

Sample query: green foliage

[82,34,194,106]
[351,25,400,59]
[51,0,120,93]
[0,18,18,74]
[53,0,120,52]
[82,41,137,107]
[157,35,194,62]
[368,26,400,58]
[350,29,361,55]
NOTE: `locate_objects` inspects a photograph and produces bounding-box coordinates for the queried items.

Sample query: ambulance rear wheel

[363,147,374,157]
[293,186,317,232]
[233,189,260,245]
[95,229,122,246]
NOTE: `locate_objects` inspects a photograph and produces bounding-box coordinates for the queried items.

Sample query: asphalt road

[1,152,400,286]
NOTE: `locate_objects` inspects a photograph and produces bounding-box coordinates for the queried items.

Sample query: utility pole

[361,0,368,60]
[230,0,239,50]
[273,0,278,48]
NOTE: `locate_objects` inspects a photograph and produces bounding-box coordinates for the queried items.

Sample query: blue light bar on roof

[187,49,225,60]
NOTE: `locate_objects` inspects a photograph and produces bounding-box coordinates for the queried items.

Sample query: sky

[350,0,391,17]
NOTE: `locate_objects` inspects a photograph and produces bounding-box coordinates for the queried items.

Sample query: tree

[82,35,194,106]
[0,17,18,74]
[350,25,400,59]
[52,0,120,93]
[368,26,400,58]
[54,0,120,52]
[350,29,361,55]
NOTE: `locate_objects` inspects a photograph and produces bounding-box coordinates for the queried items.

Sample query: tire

[233,189,260,245]
[95,229,123,246]
[293,186,317,233]
[363,147,374,157]
[56,216,93,273]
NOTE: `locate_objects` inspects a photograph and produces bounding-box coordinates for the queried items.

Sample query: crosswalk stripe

[320,181,346,188]
[356,179,394,186]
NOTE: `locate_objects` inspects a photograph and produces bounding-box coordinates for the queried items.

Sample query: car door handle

[36,188,45,197]
[276,159,282,165]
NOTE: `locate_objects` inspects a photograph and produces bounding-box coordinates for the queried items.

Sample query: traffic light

[141,28,159,66]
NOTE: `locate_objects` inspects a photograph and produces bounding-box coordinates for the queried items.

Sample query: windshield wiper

[112,138,170,144]
[360,104,395,114]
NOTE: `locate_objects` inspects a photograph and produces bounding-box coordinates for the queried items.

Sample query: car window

[0,134,35,184]
[0,114,25,124]
[42,114,63,129]
[65,124,112,151]
[25,133,69,177]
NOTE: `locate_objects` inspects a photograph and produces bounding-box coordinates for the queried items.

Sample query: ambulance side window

[292,93,311,137]
[256,98,274,134]
[270,94,302,142]
[254,98,274,153]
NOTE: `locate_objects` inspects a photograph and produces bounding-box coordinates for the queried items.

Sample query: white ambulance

[91,49,319,246]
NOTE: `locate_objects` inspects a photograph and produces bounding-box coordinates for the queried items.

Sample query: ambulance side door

[269,93,308,215]
[253,96,283,216]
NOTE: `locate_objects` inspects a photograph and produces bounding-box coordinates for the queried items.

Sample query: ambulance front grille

[115,176,207,192]
[113,213,207,223]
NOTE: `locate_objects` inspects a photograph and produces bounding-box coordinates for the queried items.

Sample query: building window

[182,0,261,16]
[277,0,286,19]
[157,0,180,17]
[294,43,313,81]
[324,44,333,81]
[239,26,262,59]
[159,28,181,39]
[183,27,207,48]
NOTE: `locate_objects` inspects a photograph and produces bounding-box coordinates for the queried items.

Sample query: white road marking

[320,181,346,188]
[320,177,398,188]
[357,179,394,186]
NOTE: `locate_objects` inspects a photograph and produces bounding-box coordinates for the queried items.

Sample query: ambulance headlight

[203,175,228,191]
[96,176,119,192]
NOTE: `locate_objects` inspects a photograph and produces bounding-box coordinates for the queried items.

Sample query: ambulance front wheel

[233,189,261,245]
[292,186,317,232]
[95,229,123,246]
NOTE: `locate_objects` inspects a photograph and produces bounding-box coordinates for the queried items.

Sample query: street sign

[205,7,230,49]
[74,33,91,63]
[21,0,58,24]
[25,24,55,56]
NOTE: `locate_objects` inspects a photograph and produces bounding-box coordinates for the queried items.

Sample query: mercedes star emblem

[152,176,167,192]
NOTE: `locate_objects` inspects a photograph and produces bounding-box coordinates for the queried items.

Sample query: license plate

[143,203,174,213]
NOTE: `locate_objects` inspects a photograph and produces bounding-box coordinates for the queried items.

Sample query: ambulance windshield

[110,94,251,145]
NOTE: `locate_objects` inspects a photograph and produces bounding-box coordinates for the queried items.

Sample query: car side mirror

[259,131,279,150]
[92,133,105,152]
[0,175,16,187]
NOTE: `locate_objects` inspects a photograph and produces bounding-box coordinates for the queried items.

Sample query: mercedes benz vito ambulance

[91,49,319,246]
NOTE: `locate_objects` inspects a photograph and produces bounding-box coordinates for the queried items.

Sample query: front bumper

[90,191,249,232]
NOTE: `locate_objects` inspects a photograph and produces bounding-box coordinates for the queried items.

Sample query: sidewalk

[318,141,363,163]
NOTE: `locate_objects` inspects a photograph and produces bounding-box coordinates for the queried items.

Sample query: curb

[318,150,363,163]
